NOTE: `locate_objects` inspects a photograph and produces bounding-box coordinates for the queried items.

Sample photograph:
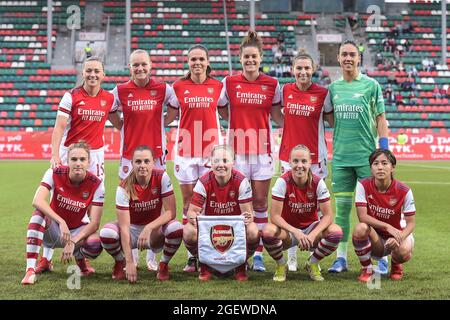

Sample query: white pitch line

[400,164,450,170]
[403,181,450,185]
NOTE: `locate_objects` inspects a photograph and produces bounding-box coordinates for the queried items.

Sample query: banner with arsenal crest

[197,215,247,274]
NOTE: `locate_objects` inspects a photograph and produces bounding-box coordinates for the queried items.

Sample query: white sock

[43,247,54,261]
[336,242,348,260]
[132,248,139,265]
[287,246,297,261]
[146,249,156,262]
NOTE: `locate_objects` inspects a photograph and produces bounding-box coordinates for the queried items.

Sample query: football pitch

[0,160,449,300]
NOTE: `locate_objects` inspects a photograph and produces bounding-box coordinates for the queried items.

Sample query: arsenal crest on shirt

[207,87,214,94]
[150,90,157,96]
[210,225,235,254]
[261,85,268,91]
[307,191,314,199]
[310,96,317,103]
[389,198,398,206]
[229,190,235,198]
[151,188,158,195]
[100,100,107,107]
[82,191,89,199]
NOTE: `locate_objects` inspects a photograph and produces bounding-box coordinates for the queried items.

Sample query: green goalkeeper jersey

[325,73,386,167]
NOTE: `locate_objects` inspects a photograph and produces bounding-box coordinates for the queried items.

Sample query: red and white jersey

[279,83,330,164]
[40,166,104,230]
[111,79,174,159]
[191,169,252,216]
[57,86,115,150]
[219,73,281,155]
[355,177,416,239]
[116,169,174,226]
[169,77,224,158]
[272,171,330,229]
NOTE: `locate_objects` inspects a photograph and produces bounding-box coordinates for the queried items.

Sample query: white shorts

[375,233,415,258]
[174,156,210,185]
[288,220,320,250]
[119,155,166,180]
[60,146,105,182]
[280,159,328,180]
[42,221,86,248]
[235,154,274,181]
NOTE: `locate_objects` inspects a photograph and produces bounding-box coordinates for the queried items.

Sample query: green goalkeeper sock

[334,193,353,259]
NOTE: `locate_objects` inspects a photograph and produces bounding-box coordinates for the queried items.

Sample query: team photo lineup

[1,0,449,301]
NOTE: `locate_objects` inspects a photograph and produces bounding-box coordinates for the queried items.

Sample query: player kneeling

[21,141,104,285]
[100,146,182,282]
[262,145,343,282]
[183,145,260,281]
[353,149,415,282]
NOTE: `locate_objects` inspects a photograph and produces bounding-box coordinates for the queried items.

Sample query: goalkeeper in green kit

[325,41,390,274]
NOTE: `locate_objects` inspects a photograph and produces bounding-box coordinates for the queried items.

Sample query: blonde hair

[210,144,234,161]
[122,145,154,201]
[289,144,313,187]
[129,49,151,64]
[240,30,263,57]
[67,140,90,160]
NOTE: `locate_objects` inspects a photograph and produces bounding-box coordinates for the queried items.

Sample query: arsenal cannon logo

[210,225,235,254]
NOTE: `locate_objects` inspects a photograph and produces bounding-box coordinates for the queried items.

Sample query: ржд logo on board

[210,225,234,254]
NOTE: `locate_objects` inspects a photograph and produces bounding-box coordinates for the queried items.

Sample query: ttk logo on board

[210,225,235,254]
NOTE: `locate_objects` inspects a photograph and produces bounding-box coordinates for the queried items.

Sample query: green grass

[1,160,449,299]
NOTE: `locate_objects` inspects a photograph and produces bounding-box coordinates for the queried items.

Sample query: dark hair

[292,53,315,69]
[240,30,263,57]
[182,44,212,80]
[338,40,358,53]
[369,149,397,179]
[289,144,313,188]
[122,145,154,201]
[67,140,90,160]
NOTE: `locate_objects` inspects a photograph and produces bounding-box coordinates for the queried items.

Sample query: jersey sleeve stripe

[58,107,70,114]
[238,197,253,204]
[355,202,367,207]
[404,211,415,216]
[161,190,174,198]
[272,195,285,202]
[92,202,104,207]
[116,205,129,210]
[318,197,330,203]
[40,182,51,190]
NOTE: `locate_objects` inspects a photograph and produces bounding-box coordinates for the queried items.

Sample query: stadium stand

[0,0,448,133]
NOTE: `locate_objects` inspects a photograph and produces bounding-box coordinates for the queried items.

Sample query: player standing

[183,145,260,281]
[218,31,284,271]
[279,53,333,271]
[164,44,225,272]
[37,57,120,273]
[325,40,389,274]
[99,146,183,282]
[353,149,415,281]
[262,145,342,282]
[21,142,104,285]
[111,49,175,271]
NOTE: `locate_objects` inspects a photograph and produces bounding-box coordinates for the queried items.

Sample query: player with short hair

[262,145,342,282]
[279,53,333,271]
[21,141,105,285]
[183,145,260,281]
[164,44,225,273]
[218,31,284,272]
[111,49,175,271]
[99,146,182,282]
[325,40,390,274]
[37,57,120,274]
[353,149,415,282]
